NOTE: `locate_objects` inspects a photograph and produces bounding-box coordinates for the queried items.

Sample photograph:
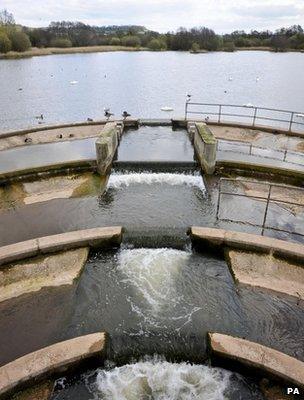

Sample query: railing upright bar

[253,107,257,127]
[289,112,294,132]
[218,105,222,123]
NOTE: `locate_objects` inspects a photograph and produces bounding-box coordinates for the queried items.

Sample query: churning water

[52,356,265,400]
[107,172,205,192]
[116,248,202,330]
[93,358,231,400]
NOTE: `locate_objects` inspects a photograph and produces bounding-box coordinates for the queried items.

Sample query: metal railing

[185,102,304,133]
[217,139,304,166]
[216,178,304,238]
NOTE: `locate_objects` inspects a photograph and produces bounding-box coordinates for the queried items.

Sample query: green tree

[50,37,72,47]
[121,35,141,47]
[0,31,11,53]
[110,37,121,46]
[223,41,235,52]
[147,38,162,50]
[191,42,200,52]
[9,31,31,52]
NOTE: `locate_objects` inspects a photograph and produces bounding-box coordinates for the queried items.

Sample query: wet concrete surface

[0,138,96,175]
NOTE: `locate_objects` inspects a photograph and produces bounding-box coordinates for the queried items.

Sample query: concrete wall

[0,227,123,266]
[95,122,123,175]
[0,332,106,398]
[189,122,217,175]
[189,227,304,264]
[208,333,304,388]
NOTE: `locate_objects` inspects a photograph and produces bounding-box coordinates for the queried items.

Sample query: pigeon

[104,108,114,120]
[122,111,131,120]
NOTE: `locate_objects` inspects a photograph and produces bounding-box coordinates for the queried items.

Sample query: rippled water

[1,51,304,132]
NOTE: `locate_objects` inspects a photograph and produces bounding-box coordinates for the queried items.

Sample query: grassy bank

[0,45,147,59]
[1,45,303,59]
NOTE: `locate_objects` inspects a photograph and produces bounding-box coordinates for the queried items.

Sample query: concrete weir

[0,227,123,266]
[208,333,304,388]
[0,332,107,399]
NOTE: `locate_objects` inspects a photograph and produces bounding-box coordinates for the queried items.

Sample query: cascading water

[52,356,264,400]
[107,172,205,192]
[93,357,232,400]
[116,248,202,331]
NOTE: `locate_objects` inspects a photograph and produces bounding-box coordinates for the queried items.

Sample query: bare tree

[0,9,15,26]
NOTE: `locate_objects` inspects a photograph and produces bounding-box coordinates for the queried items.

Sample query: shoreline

[0,45,147,59]
[1,45,303,60]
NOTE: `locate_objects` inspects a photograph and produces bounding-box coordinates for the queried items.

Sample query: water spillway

[51,356,264,400]
[1,123,304,398]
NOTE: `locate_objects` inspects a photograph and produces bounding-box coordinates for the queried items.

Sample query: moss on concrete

[196,123,216,144]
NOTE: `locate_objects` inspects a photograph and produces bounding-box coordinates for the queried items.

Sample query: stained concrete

[0,124,105,152]
[0,173,105,212]
[0,248,89,303]
[209,125,304,154]
[12,381,53,400]
[227,250,304,300]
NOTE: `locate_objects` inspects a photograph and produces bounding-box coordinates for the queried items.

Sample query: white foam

[116,248,202,330]
[117,248,189,319]
[107,173,205,191]
[94,356,231,400]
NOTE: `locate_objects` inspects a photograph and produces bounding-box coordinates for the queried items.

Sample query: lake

[0,50,304,132]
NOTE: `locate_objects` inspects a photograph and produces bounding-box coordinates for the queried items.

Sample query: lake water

[0,51,304,132]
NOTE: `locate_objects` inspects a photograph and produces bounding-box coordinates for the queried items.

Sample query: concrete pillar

[187,121,197,142]
[193,123,217,175]
[95,122,121,175]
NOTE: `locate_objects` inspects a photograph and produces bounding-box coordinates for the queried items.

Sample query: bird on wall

[104,108,114,120]
[122,111,131,120]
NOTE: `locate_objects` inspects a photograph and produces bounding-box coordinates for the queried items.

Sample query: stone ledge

[0,332,106,398]
[0,227,123,266]
[0,240,39,267]
[189,227,304,263]
[208,333,304,388]
[38,226,122,254]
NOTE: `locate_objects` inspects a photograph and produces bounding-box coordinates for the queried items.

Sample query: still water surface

[0,51,304,132]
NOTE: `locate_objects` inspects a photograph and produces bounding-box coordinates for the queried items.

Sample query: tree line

[1,9,304,54]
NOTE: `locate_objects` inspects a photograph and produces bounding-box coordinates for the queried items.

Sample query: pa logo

[287,387,300,395]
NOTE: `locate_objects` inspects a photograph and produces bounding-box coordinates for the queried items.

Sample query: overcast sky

[1,0,304,33]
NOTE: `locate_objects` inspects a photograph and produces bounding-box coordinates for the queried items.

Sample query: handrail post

[184,101,188,120]
[289,112,294,132]
[252,107,257,127]
[218,105,222,123]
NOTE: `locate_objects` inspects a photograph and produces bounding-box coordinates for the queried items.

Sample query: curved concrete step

[0,226,123,266]
[208,333,304,388]
[0,332,106,398]
[189,227,304,263]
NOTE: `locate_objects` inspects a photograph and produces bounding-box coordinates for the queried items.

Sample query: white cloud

[1,0,304,32]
